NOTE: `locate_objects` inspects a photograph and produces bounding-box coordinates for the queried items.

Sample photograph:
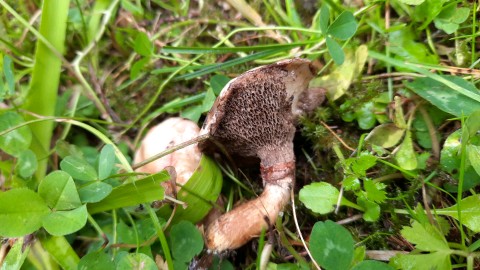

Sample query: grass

[0,0,480,269]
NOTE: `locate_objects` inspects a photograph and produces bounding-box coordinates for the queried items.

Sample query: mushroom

[199,58,318,251]
[134,117,202,195]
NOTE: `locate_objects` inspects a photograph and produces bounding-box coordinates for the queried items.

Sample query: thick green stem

[23,0,70,182]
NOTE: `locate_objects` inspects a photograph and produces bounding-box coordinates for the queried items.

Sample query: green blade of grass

[368,50,480,104]
[174,48,286,81]
[87,172,169,214]
[161,39,321,54]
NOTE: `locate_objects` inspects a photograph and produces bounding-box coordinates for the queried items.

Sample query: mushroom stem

[205,176,292,251]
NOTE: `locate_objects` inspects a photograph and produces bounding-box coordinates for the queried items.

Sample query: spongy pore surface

[211,66,295,158]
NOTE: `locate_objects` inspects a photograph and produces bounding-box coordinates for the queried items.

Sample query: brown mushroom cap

[199,58,316,169]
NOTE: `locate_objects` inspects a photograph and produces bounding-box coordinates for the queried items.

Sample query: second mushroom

[199,58,318,252]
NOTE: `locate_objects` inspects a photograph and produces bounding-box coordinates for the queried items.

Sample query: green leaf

[395,131,417,170]
[436,195,480,232]
[201,88,216,112]
[389,28,439,68]
[413,0,449,28]
[364,180,386,203]
[0,237,30,270]
[465,110,480,140]
[98,144,115,179]
[38,170,81,210]
[87,172,167,214]
[327,11,357,40]
[170,221,204,263]
[134,32,153,56]
[0,188,50,237]
[78,181,113,203]
[120,0,143,16]
[310,220,354,270]
[42,205,88,236]
[406,76,480,117]
[469,145,480,177]
[116,253,157,270]
[434,6,469,34]
[299,182,339,214]
[15,149,37,178]
[351,154,377,177]
[0,111,32,156]
[391,252,451,270]
[210,74,230,95]
[173,155,223,223]
[355,102,376,130]
[365,123,405,148]
[351,260,394,270]
[401,221,449,251]
[60,155,98,181]
[78,251,115,270]
[310,45,368,101]
[3,55,14,95]
[130,57,149,80]
[357,196,380,222]
[326,37,344,65]
[319,5,330,34]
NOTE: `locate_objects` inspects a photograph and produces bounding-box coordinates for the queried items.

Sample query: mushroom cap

[199,58,316,166]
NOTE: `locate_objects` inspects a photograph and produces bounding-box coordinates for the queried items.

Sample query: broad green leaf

[170,221,204,263]
[0,188,50,237]
[406,76,480,118]
[343,176,361,191]
[440,130,461,173]
[15,149,37,178]
[365,124,405,148]
[469,145,480,177]
[42,205,88,236]
[87,171,167,214]
[210,74,230,95]
[134,32,153,56]
[130,57,149,80]
[355,102,376,130]
[310,45,368,101]
[116,253,157,270]
[391,252,451,270]
[351,260,394,270]
[436,195,480,232]
[173,155,223,223]
[310,220,354,270]
[357,196,380,222]
[327,11,357,40]
[60,155,98,181]
[434,6,469,34]
[78,251,115,270]
[299,182,339,214]
[326,37,344,65]
[395,131,417,170]
[0,111,32,156]
[413,0,449,28]
[401,221,449,251]
[98,144,115,179]
[38,170,81,210]
[78,181,113,203]
[364,180,386,203]
[181,105,203,123]
[0,237,30,270]
[319,5,330,34]
[389,28,438,67]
